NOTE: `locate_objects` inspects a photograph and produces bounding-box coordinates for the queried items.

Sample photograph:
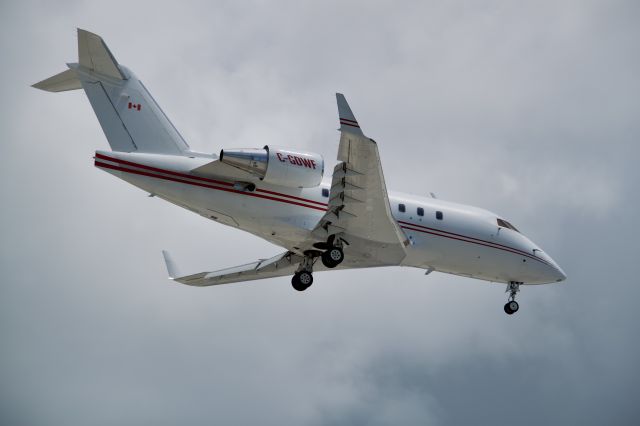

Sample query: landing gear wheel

[298,271,313,287]
[292,271,313,291]
[321,247,344,268]
[503,281,522,315]
[504,300,519,315]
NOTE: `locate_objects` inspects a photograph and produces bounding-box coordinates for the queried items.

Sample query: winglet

[336,93,364,136]
[162,250,179,280]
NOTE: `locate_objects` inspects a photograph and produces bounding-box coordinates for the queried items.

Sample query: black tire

[291,273,307,291]
[298,271,313,288]
[504,303,513,315]
[504,301,519,315]
[321,251,337,268]
[328,247,344,265]
[321,247,344,268]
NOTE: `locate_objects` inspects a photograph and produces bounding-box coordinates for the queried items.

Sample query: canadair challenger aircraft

[33,29,566,315]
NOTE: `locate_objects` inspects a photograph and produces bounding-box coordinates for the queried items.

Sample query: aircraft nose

[543,255,566,282]
[532,247,566,283]
[551,264,567,282]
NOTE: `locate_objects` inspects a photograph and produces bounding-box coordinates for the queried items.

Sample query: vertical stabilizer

[32,29,190,155]
[77,29,126,80]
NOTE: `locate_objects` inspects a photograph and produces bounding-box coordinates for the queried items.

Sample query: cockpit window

[497,218,520,233]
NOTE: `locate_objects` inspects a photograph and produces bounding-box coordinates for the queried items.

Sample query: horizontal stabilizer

[31,69,81,92]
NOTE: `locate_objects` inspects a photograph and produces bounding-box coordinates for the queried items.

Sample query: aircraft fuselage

[95,150,566,286]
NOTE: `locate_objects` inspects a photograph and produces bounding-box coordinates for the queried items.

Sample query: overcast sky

[1,1,639,425]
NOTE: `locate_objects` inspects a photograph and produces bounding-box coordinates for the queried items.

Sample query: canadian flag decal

[128,102,142,111]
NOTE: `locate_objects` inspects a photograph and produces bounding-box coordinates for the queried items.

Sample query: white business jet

[33,29,566,315]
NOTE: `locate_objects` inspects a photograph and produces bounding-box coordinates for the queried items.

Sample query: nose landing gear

[504,281,521,315]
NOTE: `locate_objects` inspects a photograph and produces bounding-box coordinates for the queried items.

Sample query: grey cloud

[1,0,639,425]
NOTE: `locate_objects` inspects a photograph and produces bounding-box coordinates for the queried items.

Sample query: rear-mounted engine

[219,146,324,188]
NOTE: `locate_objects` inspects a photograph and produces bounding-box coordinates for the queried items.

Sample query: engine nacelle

[219,146,324,188]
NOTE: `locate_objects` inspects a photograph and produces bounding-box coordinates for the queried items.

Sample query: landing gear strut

[292,238,347,290]
[291,255,315,292]
[504,281,521,315]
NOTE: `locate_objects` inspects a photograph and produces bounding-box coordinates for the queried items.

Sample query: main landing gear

[292,254,315,292]
[291,242,345,291]
[291,270,313,291]
[321,246,344,269]
[504,281,522,315]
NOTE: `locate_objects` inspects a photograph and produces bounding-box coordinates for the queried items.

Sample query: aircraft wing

[162,94,408,288]
[163,250,303,286]
[162,249,375,287]
[304,94,409,266]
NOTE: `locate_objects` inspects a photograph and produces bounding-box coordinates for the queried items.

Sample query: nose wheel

[504,300,519,315]
[504,281,521,315]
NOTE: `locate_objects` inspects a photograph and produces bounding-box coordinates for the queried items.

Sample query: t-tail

[33,29,191,156]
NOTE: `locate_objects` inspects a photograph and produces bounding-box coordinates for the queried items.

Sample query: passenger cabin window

[436,211,443,220]
[417,207,424,216]
[399,204,406,213]
[497,218,520,233]
[321,188,329,197]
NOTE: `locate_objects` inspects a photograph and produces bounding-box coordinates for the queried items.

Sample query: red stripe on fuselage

[95,153,328,207]
[94,160,327,211]
[94,154,547,266]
